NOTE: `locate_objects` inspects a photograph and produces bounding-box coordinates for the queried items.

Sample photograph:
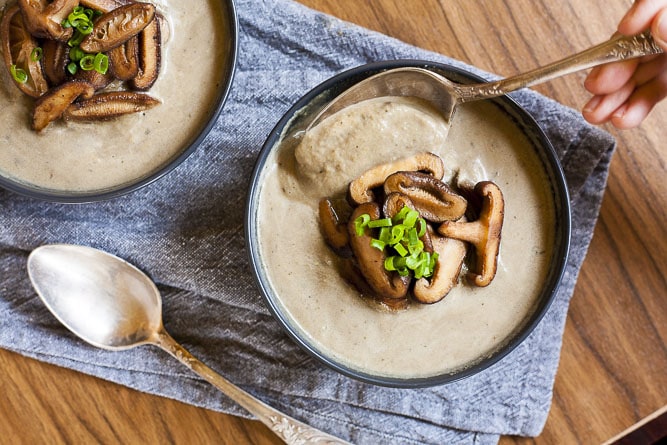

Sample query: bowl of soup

[246,60,571,387]
[0,0,238,202]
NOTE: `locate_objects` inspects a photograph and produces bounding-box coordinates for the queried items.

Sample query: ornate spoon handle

[155,329,351,445]
[455,31,663,102]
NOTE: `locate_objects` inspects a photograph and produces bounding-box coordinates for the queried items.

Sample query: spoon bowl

[27,244,349,445]
[306,31,662,130]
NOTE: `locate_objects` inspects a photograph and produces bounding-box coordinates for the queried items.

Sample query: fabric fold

[0,0,615,443]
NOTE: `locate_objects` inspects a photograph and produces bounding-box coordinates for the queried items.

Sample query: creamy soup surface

[258,96,557,379]
[0,0,230,192]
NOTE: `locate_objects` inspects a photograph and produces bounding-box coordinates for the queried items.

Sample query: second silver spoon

[27,244,349,445]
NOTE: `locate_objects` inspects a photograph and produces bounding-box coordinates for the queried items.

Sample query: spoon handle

[455,30,663,102]
[153,328,351,445]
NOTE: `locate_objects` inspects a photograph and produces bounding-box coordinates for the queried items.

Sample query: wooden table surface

[1,1,665,444]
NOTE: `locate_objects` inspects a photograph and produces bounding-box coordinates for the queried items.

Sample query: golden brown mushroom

[347,202,411,300]
[41,39,69,87]
[17,0,77,41]
[79,2,156,53]
[79,0,132,14]
[318,198,351,257]
[348,152,445,205]
[108,35,139,81]
[338,259,409,311]
[128,14,161,90]
[383,171,467,223]
[32,80,95,131]
[413,228,466,304]
[1,4,49,97]
[437,181,504,287]
[63,91,160,121]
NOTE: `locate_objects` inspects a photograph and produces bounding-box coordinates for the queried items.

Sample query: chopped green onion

[93,52,108,74]
[77,21,93,35]
[69,47,85,62]
[368,218,392,228]
[30,47,43,62]
[62,18,72,28]
[68,30,86,47]
[370,239,385,251]
[352,205,439,279]
[394,243,408,257]
[67,62,78,75]
[390,225,404,244]
[79,54,95,71]
[416,218,427,237]
[353,214,371,236]
[403,209,419,228]
[10,65,28,83]
[392,206,410,223]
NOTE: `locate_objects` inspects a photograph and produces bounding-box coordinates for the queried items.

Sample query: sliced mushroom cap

[347,202,411,300]
[127,14,160,90]
[41,39,69,87]
[1,4,49,97]
[32,80,95,131]
[74,66,116,91]
[318,198,351,257]
[79,0,133,14]
[437,181,504,287]
[18,0,76,41]
[384,171,467,223]
[108,34,139,81]
[79,3,156,53]
[348,152,445,206]
[413,229,466,304]
[383,192,434,253]
[63,91,160,121]
[338,259,408,311]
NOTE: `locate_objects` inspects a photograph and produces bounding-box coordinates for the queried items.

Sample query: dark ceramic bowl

[0,0,238,203]
[246,60,571,388]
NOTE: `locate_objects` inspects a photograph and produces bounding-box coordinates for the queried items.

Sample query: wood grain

[1,1,665,444]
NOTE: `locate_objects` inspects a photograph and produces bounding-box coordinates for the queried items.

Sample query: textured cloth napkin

[0,0,616,443]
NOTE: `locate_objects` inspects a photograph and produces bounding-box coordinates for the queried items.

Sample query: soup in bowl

[246,60,570,387]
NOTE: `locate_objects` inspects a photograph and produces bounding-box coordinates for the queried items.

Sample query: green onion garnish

[30,47,43,62]
[353,205,438,278]
[79,54,95,71]
[93,52,108,74]
[67,62,79,75]
[368,218,392,228]
[10,65,28,83]
[353,214,371,236]
[69,47,85,62]
[68,30,86,47]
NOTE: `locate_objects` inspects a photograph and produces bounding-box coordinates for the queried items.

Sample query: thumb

[651,9,667,51]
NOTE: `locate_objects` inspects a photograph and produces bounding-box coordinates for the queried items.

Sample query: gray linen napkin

[0,0,615,443]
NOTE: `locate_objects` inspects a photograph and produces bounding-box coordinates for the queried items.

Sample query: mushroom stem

[438,181,504,287]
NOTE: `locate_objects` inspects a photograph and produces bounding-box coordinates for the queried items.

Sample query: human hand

[583,0,667,128]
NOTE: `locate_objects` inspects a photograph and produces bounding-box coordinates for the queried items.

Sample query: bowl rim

[0,0,240,204]
[246,59,572,388]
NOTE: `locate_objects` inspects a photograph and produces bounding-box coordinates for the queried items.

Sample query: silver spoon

[27,244,349,445]
[306,31,662,130]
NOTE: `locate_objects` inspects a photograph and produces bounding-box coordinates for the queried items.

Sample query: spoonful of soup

[27,244,350,445]
[306,31,662,130]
